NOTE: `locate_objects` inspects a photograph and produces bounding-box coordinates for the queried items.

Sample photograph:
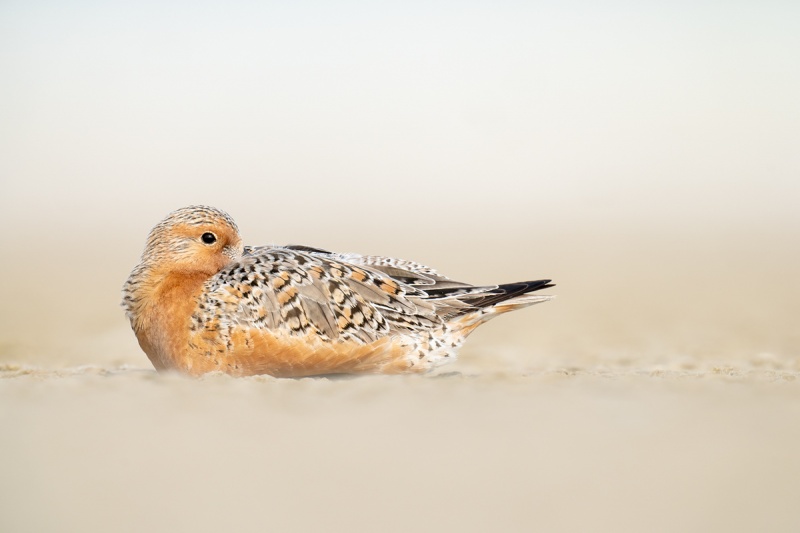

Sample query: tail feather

[490,293,555,314]
[443,279,554,337]
[456,279,554,309]
[429,279,555,325]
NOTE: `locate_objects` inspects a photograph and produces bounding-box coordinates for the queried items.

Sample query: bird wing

[198,248,443,344]
[328,251,554,319]
[226,246,553,335]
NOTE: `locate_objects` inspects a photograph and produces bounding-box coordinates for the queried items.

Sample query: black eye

[201,232,217,245]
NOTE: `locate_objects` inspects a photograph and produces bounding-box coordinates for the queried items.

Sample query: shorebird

[122,206,554,377]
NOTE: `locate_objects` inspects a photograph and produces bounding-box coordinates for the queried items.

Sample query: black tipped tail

[460,279,554,309]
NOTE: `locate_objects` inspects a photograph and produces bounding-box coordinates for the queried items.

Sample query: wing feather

[196,246,552,345]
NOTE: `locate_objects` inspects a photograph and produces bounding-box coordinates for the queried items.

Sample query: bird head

[140,205,244,277]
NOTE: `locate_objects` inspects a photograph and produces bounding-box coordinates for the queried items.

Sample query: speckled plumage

[122,206,554,377]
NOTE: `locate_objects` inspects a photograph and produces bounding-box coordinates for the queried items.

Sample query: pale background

[1,1,799,532]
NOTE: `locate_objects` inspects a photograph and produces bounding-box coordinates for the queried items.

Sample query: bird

[122,206,554,377]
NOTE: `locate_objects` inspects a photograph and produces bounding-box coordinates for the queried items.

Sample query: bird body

[122,206,554,377]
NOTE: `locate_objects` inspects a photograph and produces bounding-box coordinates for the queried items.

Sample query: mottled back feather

[219,245,552,344]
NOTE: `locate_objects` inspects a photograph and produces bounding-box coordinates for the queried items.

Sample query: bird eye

[201,232,217,245]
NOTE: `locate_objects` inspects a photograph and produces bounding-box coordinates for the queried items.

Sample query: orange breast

[179,327,420,377]
[134,271,425,378]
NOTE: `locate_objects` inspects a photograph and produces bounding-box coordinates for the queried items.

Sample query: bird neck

[124,264,210,371]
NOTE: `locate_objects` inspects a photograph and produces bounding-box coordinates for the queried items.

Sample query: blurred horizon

[1,0,798,367]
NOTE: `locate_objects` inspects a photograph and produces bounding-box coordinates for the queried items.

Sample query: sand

[1,227,799,532]
[2,356,799,533]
